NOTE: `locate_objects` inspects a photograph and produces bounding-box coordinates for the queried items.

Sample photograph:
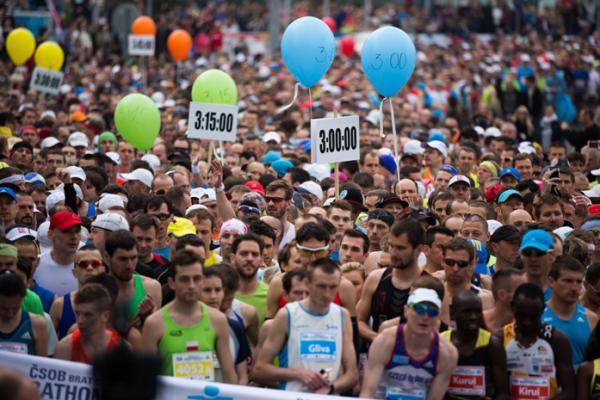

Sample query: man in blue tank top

[361,288,458,399]
[542,255,598,368]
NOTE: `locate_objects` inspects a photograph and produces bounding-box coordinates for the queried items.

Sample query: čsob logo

[187,385,233,400]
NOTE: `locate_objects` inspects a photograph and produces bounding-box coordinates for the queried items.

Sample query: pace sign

[310,115,360,164]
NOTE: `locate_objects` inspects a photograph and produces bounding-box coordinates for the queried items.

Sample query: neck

[172,298,202,314]
[81,327,109,346]
[392,263,420,281]
[113,274,133,294]
[446,280,471,296]
[304,297,329,315]
[143,253,154,264]
[238,275,258,295]
[454,327,478,343]
[52,248,75,265]
[548,296,576,318]
[526,273,547,290]
[495,258,512,271]
[404,324,433,352]
[430,165,440,176]
[485,302,514,328]
[424,262,441,274]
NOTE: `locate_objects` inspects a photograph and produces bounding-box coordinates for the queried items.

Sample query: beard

[391,255,414,270]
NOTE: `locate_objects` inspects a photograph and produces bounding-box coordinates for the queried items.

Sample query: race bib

[447,366,486,396]
[0,342,28,354]
[385,386,426,400]
[172,351,215,381]
[299,332,337,362]
[510,376,549,400]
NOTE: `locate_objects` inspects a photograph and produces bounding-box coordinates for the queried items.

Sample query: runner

[519,229,556,301]
[141,250,236,383]
[482,268,527,331]
[360,288,458,399]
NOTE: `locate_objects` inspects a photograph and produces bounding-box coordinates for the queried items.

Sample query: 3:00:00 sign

[319,127,358,153]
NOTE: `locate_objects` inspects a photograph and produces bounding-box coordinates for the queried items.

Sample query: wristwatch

[328,383,335,395]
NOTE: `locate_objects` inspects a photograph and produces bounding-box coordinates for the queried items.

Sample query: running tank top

[158,302,217,379]
[542,303,591,367]
[0,309,36,355]
[58,293,76,340]
[503,322,558,399]
[590,359,600,397]
[278,291,342,310]
[126,274,147,321]
[441,328,493,399]
[227,299,245,327]
[71,328,121,364]
[279,301,344,393]
[371,267,428,332]
[374,323,440,399]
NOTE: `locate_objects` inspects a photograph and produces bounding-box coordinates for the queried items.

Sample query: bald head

[508,209,533,230]
[452,289,481,311]
[450,290,482,333]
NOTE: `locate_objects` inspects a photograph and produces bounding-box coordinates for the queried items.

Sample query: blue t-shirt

[32,281,55,313]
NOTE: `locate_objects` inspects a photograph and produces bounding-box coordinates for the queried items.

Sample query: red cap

[21,125,37,134]
[245,181,265,196]
[50,211,82,231]
[589,204,600,215]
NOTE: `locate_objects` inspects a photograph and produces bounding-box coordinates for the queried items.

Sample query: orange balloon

[167,29,192,61]
[131,16,156,35]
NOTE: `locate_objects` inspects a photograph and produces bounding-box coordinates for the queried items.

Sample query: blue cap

[24,172,45,185]
[468,239,490,275]
[271,159,294,177]
[379,155,397,174]
[428,132,445,143]
[0,187,16,201]
[520,229,554,252]
[302,139,311,153]
[499,167,521,181]
[497,189,523,205]
[439,164,458,176]
[262,150,281,165]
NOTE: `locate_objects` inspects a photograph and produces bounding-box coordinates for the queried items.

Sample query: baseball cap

[219,218,248,240]
[21,125,37,134]
[490,225,521,243]
[479,161,498,177]
[426,140,448,157]
[428,131,446,143]
[11,140,33,155]
[24,172,45,186]
[97,193,126,213]
[298,181,323,200]
[141,154,161,171]
[50,211,82,231]
[271,159,294,177]
[40,137,62,150]
[520,229,554,252]
[98,131,118,145]
[106,152,121,165]
[6,226,38,242]
[122,168,153,188]
[403,139,424,155]
[198,189,216,204]
[376,194,408,209]
[262,151,281,165]
[496,189,523,205]
[167,217,197,237]
[69,111,88,123]
[0,244,18,260]
[439,164,458,176]
[484,127,501,138]
[66,166,86,182]
[92,213,130,232]
[0,187,16,201]
[407,288,442,309]
[553,226,573,241]
[68,131,89,148]
[304,164,330,182]
[263,132,282,144]
[407,207,437,226]
[487,219,502,236]
[449,175,471,187]
[499,167,521,181]
[245,181,265,196]
[379,155,397,174]
[367,210,394,227]
[591,168,600,177]
[338,187,368,211]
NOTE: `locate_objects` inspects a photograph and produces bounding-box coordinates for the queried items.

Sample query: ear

[548,275,556,288]
[422,245,431,257]
[102,250,110,266]
[490,242,498,255]
[168,276,175,291]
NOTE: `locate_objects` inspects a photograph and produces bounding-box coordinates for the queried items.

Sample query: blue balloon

[281,16,336,88]
[361,26,417,97]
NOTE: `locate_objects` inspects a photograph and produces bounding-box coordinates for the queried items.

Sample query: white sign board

[311,115,360,164]
[30,67,64,95]
[187,102,238,142]
[128,34,155,56]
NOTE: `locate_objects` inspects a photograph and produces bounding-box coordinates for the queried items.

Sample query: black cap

[339,187,367,211]
[11,140,33,155]
[367,210,394,227]
[375,194,409,209]
[407,207,437,226]
[490,225,521,243]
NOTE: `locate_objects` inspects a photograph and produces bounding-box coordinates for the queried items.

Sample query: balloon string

[389,97,400,182]
[219,141,224,163]
[278,82,301,113]
[308,87,313,122]
[379,97,388,138]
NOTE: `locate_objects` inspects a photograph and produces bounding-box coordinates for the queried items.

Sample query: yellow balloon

[35,41,64,71]
[6,28,36,65]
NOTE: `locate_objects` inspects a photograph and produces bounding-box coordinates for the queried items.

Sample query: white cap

[122,168,153,188]
[106,152,121,165]
[553,226,573,241]
[66,166,86,182]
[304,164,330,182]
[378,147,393,156]
[263,132,281,144]
[41,110,56,120]
[6,226,37,242]
[197,188,216,204]
[141,154,161,171]
[449,175,471,187]
[407,288,442,309]
[56,183,83,201]
[45,190,65,214]
[484,127,502,138]
[37,221,52,251]
[403,139,424,155]
[298,181,323,200]
[92,213,130,232]
[219,218,248,240]
[518,142,537,154]
[520,54,531,62]
[487,219,502,235]
[366,109,382,125]
[426,140,448,157]
[40,137,61,149]
[68,131,89,148]
[97,193,126,213]
[190,187,206,201]
[185,204,208,215]
[591,168,600,176]
[474,126,485,136]
[583,185,600,198]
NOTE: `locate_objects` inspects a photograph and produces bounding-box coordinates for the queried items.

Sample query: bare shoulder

[438,334,458,368]
[206,304,228,326]
[141,275,161,289]
[144,306,165,326]
[340,276,354,290]
[239,301,258,318]
[432,270,446,282]
[30,313,47,330]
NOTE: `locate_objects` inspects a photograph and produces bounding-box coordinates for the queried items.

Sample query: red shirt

[71,328,121,364]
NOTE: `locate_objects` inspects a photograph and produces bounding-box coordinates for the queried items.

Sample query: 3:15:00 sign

[318,126,358,153]
[187,102,238,142]
[194,111,235,133]
[311,115,360,164]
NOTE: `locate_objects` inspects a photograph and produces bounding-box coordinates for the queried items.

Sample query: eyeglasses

[77,259,103,269]
[238,205,260,215]
[410,303,439,317]
[265,196,286,204]
[522,248,546,257]
[296,244,329,258]
[503,157,514,163]
[443,258,470,268]
[153,213,171,221]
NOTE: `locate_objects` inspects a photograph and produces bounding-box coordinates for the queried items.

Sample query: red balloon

[322,17,336,32]
[340,36,355,57]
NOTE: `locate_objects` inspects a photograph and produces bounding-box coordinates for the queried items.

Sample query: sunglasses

[77,259,103,269]
[444,258,470,268]
[238,205,260,215]
[296,244,329,257]
[153,213,171,221]
[522,248,546,257]
[410,303,439,317]
[265,196,286,204]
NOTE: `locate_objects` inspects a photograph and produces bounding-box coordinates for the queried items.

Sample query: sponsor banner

[447,366,485,396]
[0,351,343,400]
[510,376,550,400]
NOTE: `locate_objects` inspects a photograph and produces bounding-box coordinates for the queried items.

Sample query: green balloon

[114,94,161,151]
[191,69,238,105]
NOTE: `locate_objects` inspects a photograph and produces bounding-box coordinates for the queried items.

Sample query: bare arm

[338,277,356,315]
[210,160,235,222]
[143,277,162,310]
[480,289,495,310]
[49,296,64,332]
[210,309,238,384]
[141,309,165,353]
[31,313,48,357]
[236,361,249,386]
[265,275,283,319]
[552,330,576,400]
[356,270,382,342]
[53,335,72,360]
[426,336,458,400]
[331,309,358,394]
[359,327,396,398]
[587,308,599,332]
[240,302,259,347]
[576,361,593,400]
[488,334,510,400]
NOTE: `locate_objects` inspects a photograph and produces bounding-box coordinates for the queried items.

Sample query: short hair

[74,283,112,312]
[307,258,340,281]
[586,262,600,286]
[84,273,118,304]
[446,198,468,216]
[549,255,585,280]
[442,237,476,262]
[462,214,488,233]
[248,220,276,244]
[186,208,215,231]
[278,243,296,267]
[175,235,205,251]
[549,141,567,150]
[340,261,365,279]
[16,255,32,280]
[342,229,370,254]
[105,230,137,257]
[412,275,445,303]
[567,152,586,165]
[430,191,453,210]
[216,263,239,293]
[563,236,590,265]
[491,267,524,298]
[286,167,310,186]
[231,233,264,254]
[329,200,353,213]
[512,282,544,305]
[170,250,203,277]
[203,266,224,285]
[534,194,563,219]
[514,153,532,163]
[424,226,455,247]
[353,172,374,189]
[283,268,308,293]
[296,222,330,245]
[146,195,175,215]
[360,148,379,165]
[390,219,425,249]
[468,200,494,219]
[130,213,160,234]
[0,270,25,297]
[265,179,293,200]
